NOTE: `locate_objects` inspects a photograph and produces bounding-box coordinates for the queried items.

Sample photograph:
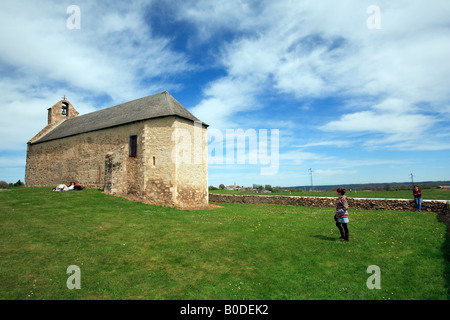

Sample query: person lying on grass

[53,182,83,191]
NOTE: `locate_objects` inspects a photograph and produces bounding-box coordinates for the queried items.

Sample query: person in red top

[413,185,422,212]
[335,188,349,241]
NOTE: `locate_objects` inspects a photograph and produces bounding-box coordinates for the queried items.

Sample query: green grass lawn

[210,188,450,200]
[0,187,448,300]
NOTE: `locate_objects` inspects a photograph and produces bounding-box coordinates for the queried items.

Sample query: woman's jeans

[414,197,422,211]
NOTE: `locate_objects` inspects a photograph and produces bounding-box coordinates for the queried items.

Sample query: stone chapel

[25,91,209,208]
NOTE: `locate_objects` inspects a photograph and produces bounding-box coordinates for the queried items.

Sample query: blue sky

[1,0,449,188]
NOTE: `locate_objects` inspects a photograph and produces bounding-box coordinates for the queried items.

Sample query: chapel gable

[47,99,79,125]
[28,99,79,144]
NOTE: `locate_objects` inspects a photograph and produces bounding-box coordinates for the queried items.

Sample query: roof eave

[29,115,209,145]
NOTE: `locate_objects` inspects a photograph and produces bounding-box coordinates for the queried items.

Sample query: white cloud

[179,0,259,40]
[0,156,25,167]
[332,159,410,169]
[295,140,354,149]
[315,168,358,177]
[319,97,444,150]
[0,1,192,98]
[279,149,335,165]
[191,76,262,129]
[322,109,435,135]
[0,0,194,153]
[182,0,450,151]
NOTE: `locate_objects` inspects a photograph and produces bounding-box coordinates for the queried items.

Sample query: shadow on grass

[313,235,338,241]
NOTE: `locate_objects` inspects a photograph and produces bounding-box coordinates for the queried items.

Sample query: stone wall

[171,118,209,209]
[209,194,450,214]
[104,146,128,195]
[26,120,147,190]
[142,116,179,207]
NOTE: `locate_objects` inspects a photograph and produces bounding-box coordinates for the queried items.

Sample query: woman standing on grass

[413,185,422,212]
[335,188,349,241]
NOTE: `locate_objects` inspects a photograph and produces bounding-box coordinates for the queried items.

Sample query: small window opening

[153,156,156,166]
[61,102,69,116]
[129,135,138,157]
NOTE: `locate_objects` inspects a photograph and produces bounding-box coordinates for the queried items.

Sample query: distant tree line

[209,184,305,193]
[208,182,447,192]
[329,184,436,192]
[0,180,24,188]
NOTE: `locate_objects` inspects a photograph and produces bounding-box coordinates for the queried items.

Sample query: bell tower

[47,97,79,125]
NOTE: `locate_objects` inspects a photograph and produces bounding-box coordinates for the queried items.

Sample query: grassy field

[0,187,448,300]
[210,188,450,200]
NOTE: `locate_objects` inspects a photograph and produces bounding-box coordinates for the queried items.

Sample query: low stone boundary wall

[209,194,450,214]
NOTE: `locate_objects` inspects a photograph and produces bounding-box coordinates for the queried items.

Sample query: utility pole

[309,168,313,192]
[410,173,414,188]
